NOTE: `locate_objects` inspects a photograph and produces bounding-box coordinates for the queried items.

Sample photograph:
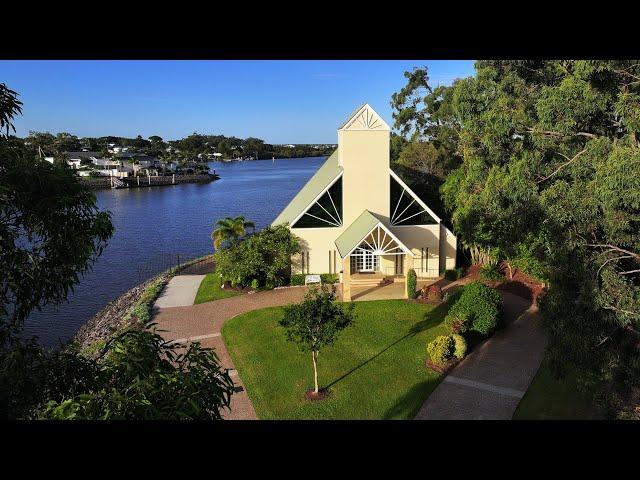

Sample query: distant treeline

[20,131,336,160]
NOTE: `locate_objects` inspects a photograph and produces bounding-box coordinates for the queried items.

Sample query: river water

[24,156,325,347]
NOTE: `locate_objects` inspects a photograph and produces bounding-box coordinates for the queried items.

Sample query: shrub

[479,262,504,282]
[290,274,305,286]
[407,269,417,298]
[427,335,454,366]
[451,334,467,359]
[320,273,339,284]
[444,269,458,281]
[444,281,502,337]
[214,224,300,288]
[419,284,443,302]
[250,279,259,289]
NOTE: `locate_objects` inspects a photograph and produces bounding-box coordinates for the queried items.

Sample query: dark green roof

[272,149,342,226]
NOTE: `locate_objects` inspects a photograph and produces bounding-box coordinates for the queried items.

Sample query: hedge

[444,281,502,337]
[406,268,417,299]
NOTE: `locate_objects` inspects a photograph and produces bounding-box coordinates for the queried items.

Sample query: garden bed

[461,262,545,303]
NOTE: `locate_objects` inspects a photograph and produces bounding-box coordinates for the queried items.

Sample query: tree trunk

[312,350,319,393]
[507,262,513,279]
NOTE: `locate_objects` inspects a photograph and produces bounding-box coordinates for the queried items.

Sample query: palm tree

[211,216,255,250]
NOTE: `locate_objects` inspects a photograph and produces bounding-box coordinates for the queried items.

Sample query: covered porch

[335,210,415,302]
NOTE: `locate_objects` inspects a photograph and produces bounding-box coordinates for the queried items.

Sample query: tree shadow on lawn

[382,379,441,419]
[324,301,450,390]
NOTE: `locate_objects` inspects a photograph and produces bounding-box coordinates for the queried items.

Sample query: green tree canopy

[279,286,354,395]
[415,60,640,417]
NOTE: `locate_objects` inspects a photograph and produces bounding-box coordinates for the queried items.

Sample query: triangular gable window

[390,175,438,226]
[292,177,342,228]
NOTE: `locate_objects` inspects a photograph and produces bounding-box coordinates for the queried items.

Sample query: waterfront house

[64,151,101,162]
[67,158,81,169]
[272,104,457,301]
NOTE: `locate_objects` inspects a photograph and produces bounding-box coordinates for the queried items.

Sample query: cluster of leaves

[427,335,454,366]
[444,268,465,281]
[1,142,114,329]
[38,327,234,420]
[406,268,417,298]
[279,286,354,393]
[444,282,502,337]
[390,69,463,222]
[451,334,467,359]
[479,263,504,283]
[214,224,301,288]
[431,60,640,416]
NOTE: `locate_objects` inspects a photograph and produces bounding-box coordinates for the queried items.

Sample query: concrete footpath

[153,275,205,309]
[415,291,547,420]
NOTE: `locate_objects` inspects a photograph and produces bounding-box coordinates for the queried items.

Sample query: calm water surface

[24,157,324,347]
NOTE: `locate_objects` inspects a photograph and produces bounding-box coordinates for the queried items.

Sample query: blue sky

[0,60,475,143]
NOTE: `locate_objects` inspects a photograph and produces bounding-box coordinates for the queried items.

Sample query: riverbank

[79,173,219,190]
[25,157,325,346]
[73,255,214,357]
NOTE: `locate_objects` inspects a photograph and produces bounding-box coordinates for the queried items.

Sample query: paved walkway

[152,285,309,420]
[414,291,547,420]
[154,275,206,309]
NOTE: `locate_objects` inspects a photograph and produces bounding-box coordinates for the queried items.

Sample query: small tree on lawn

[279,286,354,398]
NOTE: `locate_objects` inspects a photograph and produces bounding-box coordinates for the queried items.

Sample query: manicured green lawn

[222,300,451,419]
[193,272,239,304]
[513,359,599,420]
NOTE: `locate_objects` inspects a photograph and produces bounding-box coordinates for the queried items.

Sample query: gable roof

[338,103,390,131]
[334,210,413,258]
[272,149,342,226]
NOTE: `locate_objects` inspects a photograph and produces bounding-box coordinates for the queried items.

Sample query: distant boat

[272,156,275,164]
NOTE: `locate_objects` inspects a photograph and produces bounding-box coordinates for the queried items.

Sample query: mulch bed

[461,262,546,304]
[221,282,255,294]
[304,388,330,401]
[426,358,461,374]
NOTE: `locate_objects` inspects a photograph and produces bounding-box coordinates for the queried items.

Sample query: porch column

[342,256,351,302]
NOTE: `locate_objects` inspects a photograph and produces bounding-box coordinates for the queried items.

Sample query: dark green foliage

[427,335,454,366]
[479,263,504,282]
[389,67,464,224]
[394,60,640,416]
[1,147,114,328]
[290,273,339,286]
[444,282,502,337]
[280,286,354,353]
[451,334,467,359]
[38,327,235,420]
[407,268,417,298]
[444,269,460,281]
[214,223,301,288]
[0,83,23,135]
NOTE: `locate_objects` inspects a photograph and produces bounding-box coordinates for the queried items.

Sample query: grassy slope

[222,300,451,420]
[193,272,239,304]
[514,360,598,420]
